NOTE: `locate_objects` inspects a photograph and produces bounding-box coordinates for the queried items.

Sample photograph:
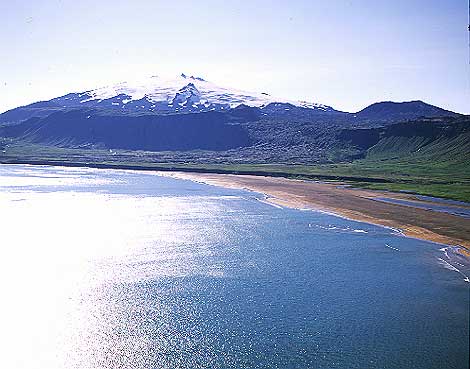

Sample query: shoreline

[2,161,469,255]
[159,171,470,254]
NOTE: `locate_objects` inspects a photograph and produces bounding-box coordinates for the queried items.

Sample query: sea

[0,164,468,369]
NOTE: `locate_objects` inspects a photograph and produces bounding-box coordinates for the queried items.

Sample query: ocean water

[0,164,468,369]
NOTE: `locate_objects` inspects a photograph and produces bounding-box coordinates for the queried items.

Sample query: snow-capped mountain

[50,73,334,114]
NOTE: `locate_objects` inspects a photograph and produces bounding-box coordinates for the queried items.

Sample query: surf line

[385,244,400,251]
[256,195,284,209]
[437,258,470,283]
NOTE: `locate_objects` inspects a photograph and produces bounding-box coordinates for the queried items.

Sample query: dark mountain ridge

[337,115,470,162]
[339,116,469,147]
[0,96,458,126]
[0,93,464,164]
[0,109,251,151]
[352,100,458,124]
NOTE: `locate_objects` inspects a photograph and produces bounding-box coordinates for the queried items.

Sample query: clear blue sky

[1,0,468,113]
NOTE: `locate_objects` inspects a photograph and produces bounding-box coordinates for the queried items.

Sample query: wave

[257,199,284,209]
[309,223,369,234]
[439,247,450,260]
[437,257,470,283]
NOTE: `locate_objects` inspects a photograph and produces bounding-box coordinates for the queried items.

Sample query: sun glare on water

[0,168,231,368]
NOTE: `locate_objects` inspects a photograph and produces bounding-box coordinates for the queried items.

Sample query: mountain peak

[2,73,332,116]
[355,100,458,121]
[180,73,206,82]
[181,82,197,90]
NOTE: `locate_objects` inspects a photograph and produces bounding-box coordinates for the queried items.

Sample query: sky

[1,0,469,113]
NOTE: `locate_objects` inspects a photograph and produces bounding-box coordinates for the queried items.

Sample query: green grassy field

[1,136,469,202]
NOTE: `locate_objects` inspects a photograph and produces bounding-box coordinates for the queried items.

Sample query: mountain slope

[0,73,464,166]
[338,116,470,164]
[0,109,251,151]
[0,74,335,124]
[352,100,458,125]
[0,74,459,133]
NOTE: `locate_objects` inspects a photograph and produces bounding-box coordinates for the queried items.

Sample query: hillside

[0,75,467,201]
[352,100,458,125]
[0,97,461,164]
[0,109,252,151]
[0,74,334,125]
[337,116,470,161]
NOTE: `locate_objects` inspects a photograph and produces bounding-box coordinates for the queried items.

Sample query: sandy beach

[161,172,470,252]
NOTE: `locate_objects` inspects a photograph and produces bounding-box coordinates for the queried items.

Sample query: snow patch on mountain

[52,73,333,113]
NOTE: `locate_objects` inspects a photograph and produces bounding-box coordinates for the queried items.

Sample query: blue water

[415,194,470,207]
[0,164,468,369]
[374,197,470,219]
